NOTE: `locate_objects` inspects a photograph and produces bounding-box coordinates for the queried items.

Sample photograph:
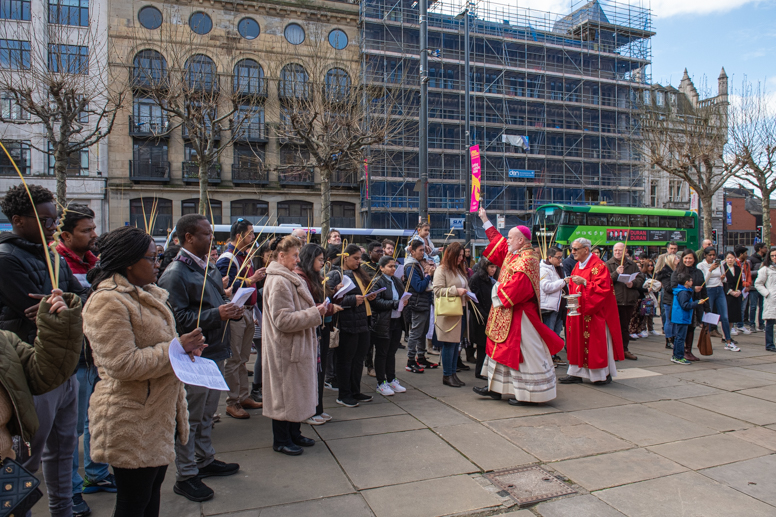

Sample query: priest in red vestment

[472,208,565,406]
[560,237,624,385]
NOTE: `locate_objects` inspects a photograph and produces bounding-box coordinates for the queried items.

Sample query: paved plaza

[40,331,776,517]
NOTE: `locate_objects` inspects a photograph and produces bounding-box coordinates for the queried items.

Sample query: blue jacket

[671,285,698,325]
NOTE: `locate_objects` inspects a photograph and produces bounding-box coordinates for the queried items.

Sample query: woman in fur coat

[262,236,327,456]
[83,227,206,517]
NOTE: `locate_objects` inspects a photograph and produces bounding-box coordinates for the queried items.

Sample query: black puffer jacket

[656,265,675,306]
[157,251,233,362]
[0,232,87,343]
[369,274,404,339]
[326,268,369,335]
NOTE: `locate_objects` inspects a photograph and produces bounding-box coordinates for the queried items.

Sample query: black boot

[443,375,462,387]
[452,373,466,387]
[465,346,476,364]
[456,357,470,371]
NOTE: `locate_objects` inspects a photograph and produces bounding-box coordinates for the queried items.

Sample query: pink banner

[469,145,481,212]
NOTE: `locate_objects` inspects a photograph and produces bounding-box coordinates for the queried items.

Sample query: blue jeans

[749,289,765,329]
[663,303,676,339]
[766,320,775,350]
[440,341,458,376]
[72,364,110,494]
[673,323,689,358]
[707,286,731,341]
[542,310,564,337]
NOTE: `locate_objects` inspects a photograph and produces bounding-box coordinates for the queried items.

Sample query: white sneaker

[376,382,395,396]
[319,412,332,422]
[741,326,752,335]
[629,333,640,340]
[304,416,326,425]
[724,343,741,352]
[639,331,649,338]
[651,330,662,335]
[731,327,739,336]
[388,379,407,393]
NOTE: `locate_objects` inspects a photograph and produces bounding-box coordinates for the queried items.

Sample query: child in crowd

[671,273,707,365]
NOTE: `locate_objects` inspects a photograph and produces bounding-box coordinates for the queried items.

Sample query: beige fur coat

[261,261,322,423]
[83,274,188,469]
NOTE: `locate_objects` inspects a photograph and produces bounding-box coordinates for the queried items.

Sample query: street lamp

[417,0,428,225]
[456,3,472,244]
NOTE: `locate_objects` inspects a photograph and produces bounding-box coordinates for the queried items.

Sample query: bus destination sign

[607,229,686,243]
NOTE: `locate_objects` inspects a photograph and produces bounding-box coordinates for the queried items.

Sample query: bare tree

[266,26,410,238]
[129,9,265,214]
[0,9,125,203]
[729,79,776,248]
[639,82,743,239]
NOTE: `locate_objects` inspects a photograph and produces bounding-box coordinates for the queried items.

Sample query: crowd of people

[2,182,775,517]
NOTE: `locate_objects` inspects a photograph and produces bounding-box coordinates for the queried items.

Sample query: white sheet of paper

[334,274,355,299]
[467,291,479,304]
[702,312,721,325]
[397,291,413,313]
[231,287,256,308]
[394,263,405,279]
[743,290,750,299]
[169,338,229,390]
[617,273,638,284]
[370,287,387,295]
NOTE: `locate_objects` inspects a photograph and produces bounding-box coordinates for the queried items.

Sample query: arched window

[233,59,264,96]
[181,198,221,224]
[279,63,308,99]
[231,199,268,224]
[277,200,313,225]
[325,68,350,100]
[331,201,356,228]
[185,54,216,91]
[129,197,172,236]
[132,49,166,87]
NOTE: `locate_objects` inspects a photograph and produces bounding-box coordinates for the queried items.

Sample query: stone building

[642,68,729,240]
[106,0,361,239]
[0,0,109,230]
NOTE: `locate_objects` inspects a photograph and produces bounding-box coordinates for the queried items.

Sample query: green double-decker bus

[532,204,699,254]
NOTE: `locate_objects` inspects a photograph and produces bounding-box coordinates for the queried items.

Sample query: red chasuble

[482,226,564,371]
[566,254,624,369]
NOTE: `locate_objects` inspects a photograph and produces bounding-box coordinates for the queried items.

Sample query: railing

[182,162,221,183]
[331,169,358,187]
[231,165,268,185]
[182,124,221,140]
[233,78,267,97]
[129,160,170,181]
[331,217,356,228]
[0,164,30,176]
[129,115,169,137]
[232,121,266,142]
[278,167,314,186]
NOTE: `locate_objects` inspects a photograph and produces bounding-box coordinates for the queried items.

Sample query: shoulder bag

[697,323,713,356]
[1,455,43,517]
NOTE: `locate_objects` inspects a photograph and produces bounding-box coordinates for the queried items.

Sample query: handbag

[639,297,656,316]
[697,323,713,356]
[328,316,340,349]
[435,294,463,318]
[1,456,43,517]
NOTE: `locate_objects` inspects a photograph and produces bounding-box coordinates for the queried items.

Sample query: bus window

[566,212,585,225]
[629,214,647,227]
[536,207,562,226]
[679,216,695,229]
[587,214,608,226]
[660,217,677,228]
[648,215,660,227]
[608,214,628,226]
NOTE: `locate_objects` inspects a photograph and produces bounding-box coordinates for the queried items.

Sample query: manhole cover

[484,466,576,506]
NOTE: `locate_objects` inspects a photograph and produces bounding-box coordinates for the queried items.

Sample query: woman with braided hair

[82,226,207,516]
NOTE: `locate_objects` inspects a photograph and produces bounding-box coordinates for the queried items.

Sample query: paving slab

[434,422,538,471]
[572,405,717,446]
[391,396,474,428]
[585,382,665,403]
[362,475,501,517]
[743,362,776,374]
[257,494,374,517]
[701,454,776,506]
[672,369,776,391]
[613,375,686,390]
[321,401,407,422]
[595,471,775,517]
[611,368,662,379]
[645,400,750,431]
[487,414,632,462]
[439,392,559,422]
[729,426,776,451]
[201,446,355,514]
[647,382,726,400]
[535,494,626,517]
[551,448,688,491]
[647,433,771,470]
[209,413,276,452]
[327,429,477,489]
[737,385,776,402]
[545,384,631,412]
[682,392,776,425]
[314,414,424,440]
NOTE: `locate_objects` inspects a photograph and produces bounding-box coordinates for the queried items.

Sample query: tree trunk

[763,192,772,249]
[54,147,67,206]
[700,193,714,243]
[199,161,209,215]
[320,166,331,241]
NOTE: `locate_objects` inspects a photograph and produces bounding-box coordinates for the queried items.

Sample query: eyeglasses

[141,255,161,265]
[23,214,58,229]
[571,247,581,252]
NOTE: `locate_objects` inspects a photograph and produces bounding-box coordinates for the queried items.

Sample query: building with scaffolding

[360,0,653,239]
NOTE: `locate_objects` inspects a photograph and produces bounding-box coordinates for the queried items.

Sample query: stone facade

[106,0,362,236]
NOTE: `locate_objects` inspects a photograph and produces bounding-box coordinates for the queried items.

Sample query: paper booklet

[617,272,639,284]
[231,287,256,308]
[169,338,229,390]
[334,274,356,299]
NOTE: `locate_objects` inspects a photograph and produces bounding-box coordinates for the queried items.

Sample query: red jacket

[55,242,97,275]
